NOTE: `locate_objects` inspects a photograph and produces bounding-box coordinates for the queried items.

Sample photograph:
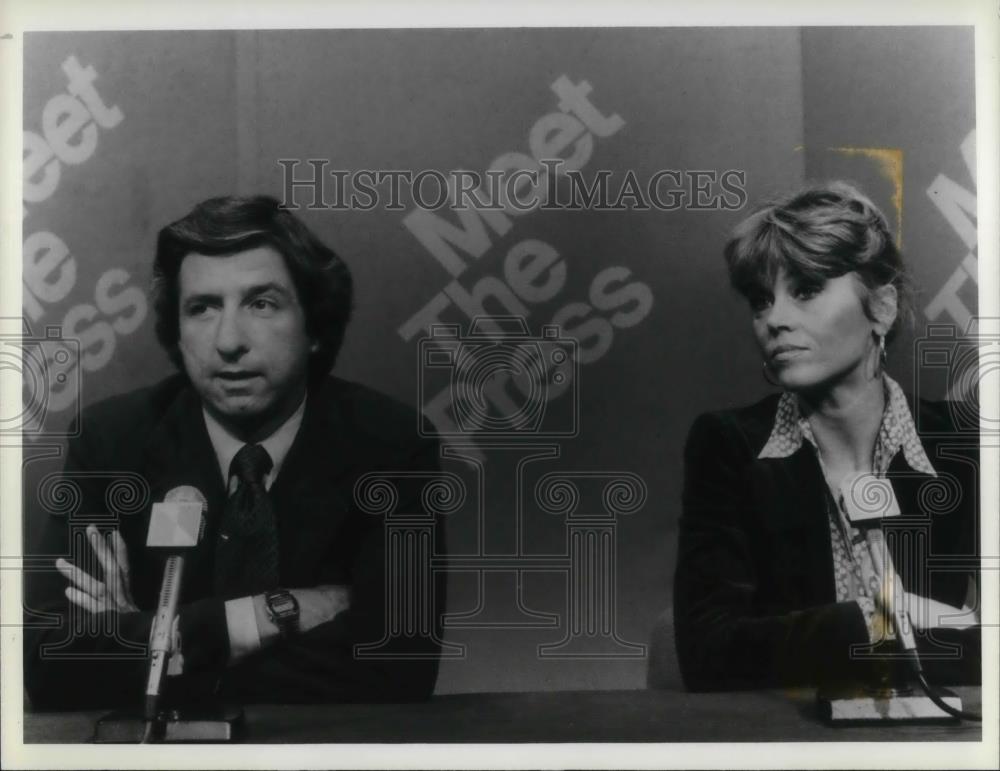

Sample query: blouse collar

[757,374,937,477]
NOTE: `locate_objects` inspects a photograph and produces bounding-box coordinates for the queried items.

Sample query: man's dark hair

[152,195,353,383]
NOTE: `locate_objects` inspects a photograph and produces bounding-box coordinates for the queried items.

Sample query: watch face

[268,591,298,619]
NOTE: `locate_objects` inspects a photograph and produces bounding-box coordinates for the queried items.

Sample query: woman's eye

[749,295,772,313]
[794,284,822,301]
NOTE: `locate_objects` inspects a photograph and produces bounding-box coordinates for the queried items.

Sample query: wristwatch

[264,588,300,638]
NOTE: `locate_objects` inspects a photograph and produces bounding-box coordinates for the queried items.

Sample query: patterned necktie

[213,443,280,599]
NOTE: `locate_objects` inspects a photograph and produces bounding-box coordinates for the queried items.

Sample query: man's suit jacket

[672,394,980,692]
[24,374,446,710]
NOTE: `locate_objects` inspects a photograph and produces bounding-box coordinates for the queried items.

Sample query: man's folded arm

[219,601,441,704]
[23,413,232,710]
[26,412,446,708]
[24,587,230,710]
[217,437,446,703]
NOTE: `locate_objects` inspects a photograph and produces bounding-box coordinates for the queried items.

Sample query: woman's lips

[770,346,806,362]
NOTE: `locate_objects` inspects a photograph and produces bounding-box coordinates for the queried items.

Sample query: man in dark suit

[24,196,446,709]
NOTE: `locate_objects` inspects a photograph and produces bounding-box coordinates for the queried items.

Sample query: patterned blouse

[757,374,937,640]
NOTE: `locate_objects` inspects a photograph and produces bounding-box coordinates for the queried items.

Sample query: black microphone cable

[903,648,982,722]
[865,528,981,722]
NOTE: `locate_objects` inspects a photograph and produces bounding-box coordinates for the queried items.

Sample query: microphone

[864,528,917,651]
[143,486,207,723]
[839,473,913,648]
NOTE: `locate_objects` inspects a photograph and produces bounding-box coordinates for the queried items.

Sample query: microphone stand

[93,491,244,742]
[95,550,245,743]
[141,553,183,743]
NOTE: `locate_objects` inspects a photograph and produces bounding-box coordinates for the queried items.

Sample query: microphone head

[840,472,901,525]
[866,527,886,549]
[164,485,208,510]
[147,486,207,548]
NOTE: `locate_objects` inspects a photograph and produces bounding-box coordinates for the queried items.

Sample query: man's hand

[293,585,351,634]
[55,524,138,614]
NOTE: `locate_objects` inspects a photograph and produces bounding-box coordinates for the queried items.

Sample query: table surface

[23,687,982,743]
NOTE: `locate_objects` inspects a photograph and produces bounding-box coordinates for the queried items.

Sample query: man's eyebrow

[242,282,294,300]
[180,283,295,307]
[181,292,221,307]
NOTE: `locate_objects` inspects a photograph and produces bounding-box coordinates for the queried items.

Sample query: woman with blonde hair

[668,182,980,695]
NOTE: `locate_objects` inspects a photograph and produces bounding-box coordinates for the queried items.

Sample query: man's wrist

[252,594,281,645]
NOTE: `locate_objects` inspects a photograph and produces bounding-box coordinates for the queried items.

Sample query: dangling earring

[762,360,781,387]
[874,333,887,379]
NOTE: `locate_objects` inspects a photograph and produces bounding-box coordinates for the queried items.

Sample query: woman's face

[750,268,878,392]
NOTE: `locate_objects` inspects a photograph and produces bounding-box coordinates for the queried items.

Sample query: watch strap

[264,588,299,638]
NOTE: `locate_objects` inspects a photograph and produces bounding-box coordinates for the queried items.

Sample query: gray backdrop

[21,27,976,693]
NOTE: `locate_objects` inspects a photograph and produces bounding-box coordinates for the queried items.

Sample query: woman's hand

[902,591,978,631]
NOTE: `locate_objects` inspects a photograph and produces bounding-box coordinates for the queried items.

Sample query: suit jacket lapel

[142,385,228,599]
[268,383,359,585]
[143,387,226,501]
[756,448,838,605]
[883,451,937,597]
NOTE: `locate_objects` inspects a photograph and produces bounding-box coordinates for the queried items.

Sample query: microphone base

[818,686,962,723]
[94,703,245,743]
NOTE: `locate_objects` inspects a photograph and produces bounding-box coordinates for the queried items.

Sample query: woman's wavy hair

[152,195,353,383]
[722,181,913,344]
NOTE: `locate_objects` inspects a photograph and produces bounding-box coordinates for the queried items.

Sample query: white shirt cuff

[225,595,262,665]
